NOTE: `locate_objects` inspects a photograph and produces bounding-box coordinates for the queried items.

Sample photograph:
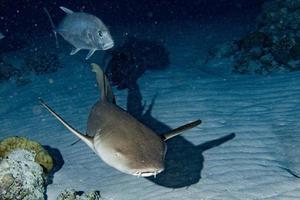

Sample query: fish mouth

[103,42,114,50]
[133,168,164,177]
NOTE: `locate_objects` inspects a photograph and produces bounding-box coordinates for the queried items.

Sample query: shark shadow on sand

[126,82,235,188]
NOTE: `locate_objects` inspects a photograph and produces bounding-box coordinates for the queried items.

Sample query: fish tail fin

[43,7,59,48]
[91,63,115,104]
[162,120,201,141]
[38,98,94,150]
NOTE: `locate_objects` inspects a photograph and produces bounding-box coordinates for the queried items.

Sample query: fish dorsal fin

[162,120,201,141]
[60,6,74,14]
[39,98,94,151]
[91,63,115,103]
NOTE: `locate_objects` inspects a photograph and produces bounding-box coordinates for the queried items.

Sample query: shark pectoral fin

[85,49,97,60]
[60,6,74,14]
[70,48,81,55]
[38,98,94,151]
[162,119,201,141]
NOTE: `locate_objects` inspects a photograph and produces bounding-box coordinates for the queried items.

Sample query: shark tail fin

[162,120,201,141]
[43,7,59,48]
[38,98,94,150]
[91,63,115,104]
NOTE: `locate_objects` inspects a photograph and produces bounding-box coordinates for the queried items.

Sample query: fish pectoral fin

[86,49,97,60]
[162,119,201,141]
[60,6,74,14]
[70,48,81,55]
[38,98,94,151]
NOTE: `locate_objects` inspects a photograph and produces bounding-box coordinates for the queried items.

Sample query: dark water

[0,0,264,35]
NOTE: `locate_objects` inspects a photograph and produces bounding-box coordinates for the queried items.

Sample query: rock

[260,53,274,65]
[284,0,300,10]
[238,31,271,50]
[290,41,300,59]
[0,149,46,200]
[216,0,300,74]
[25,50,61,74]
[15,77,32,87]
[0,35,27,54]
[249,47,264,59]
[0,59,20,82]
[0,136,53,173]
[287,59,300,71]
[207,42,239,60]
[233,59,264,74]
[56,189,102,200]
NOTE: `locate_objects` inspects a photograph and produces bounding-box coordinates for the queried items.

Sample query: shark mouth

[133,169,164,178]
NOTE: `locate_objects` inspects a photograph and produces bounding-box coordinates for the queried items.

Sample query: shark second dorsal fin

[39,98,94,150]
[91,63,115,103]
[162,120,201,141]
[60,6,74,14]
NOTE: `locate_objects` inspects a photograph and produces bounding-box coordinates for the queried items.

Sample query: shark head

[93,130,166,177]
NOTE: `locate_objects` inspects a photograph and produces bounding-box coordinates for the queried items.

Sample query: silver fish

[39,63,201,177]
[45,6,114,60]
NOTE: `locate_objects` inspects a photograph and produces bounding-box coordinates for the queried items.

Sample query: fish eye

[98,31,103,38]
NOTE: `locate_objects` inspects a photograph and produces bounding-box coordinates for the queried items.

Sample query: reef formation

[0,149,46,200]
[0,136,55,200]
[56,189,102,200]
[0,136,53,172]
[209,0,300,74]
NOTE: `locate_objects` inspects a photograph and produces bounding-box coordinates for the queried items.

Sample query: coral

[238,31,271,50]
[25,50,61,74]
[209,0,300,74]
[56,189,102,200]
[0,58,20,82]
[0,35,27,54]
[206,42,239,61]
[0,136,53,173]
[290,39,300,59]
[0,149,46,200]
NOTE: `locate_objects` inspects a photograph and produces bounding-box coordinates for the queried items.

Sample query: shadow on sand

[43,145,64,185]
[42,145,64,199]
[105,36,235,188]
[126,82,235,188]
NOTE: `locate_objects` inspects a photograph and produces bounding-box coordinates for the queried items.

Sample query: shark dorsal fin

[60,6,74,14]
[91,63,115,103]
[162,120,201,141]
